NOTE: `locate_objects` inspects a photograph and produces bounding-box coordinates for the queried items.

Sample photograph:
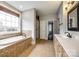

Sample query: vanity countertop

[54,34,79,57]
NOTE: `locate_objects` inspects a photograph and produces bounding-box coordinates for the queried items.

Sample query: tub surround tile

[0,38,34,57]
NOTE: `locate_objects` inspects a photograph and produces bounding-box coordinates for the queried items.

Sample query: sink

[61,35,69,39]
[61,35,79,40]
[55,34,79,57]
[67,48,79,57]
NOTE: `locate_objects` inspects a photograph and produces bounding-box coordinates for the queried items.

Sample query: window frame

[0,6,20,35]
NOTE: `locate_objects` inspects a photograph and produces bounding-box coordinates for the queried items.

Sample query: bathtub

[0,36,26,49]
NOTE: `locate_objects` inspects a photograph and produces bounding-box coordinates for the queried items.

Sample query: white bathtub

[0,36,26,49]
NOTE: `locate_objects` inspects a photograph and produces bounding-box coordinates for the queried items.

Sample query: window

[0,9,20,34]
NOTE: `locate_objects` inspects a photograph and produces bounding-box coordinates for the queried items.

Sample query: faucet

[22,33,26,38]
[65,32,72,38]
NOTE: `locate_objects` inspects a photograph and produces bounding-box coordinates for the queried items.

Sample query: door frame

[48,21,53,40]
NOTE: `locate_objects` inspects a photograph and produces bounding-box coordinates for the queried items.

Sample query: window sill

[0,31,20,35]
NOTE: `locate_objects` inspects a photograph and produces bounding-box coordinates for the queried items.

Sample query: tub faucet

[22,33,26,38]
[65,32,72,38]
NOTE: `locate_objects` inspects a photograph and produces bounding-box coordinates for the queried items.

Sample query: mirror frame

[67,3,79,31]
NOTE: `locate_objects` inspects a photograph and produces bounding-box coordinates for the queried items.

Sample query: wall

[1,1,37,43]
[22,8,36,44]
[40,15,58,40]
[58,2,79,38]
[57,2,64,34]
[0,1,21,14]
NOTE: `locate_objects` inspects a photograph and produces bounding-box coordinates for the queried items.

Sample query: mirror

[67,3,79,31]
[69,8,77,28]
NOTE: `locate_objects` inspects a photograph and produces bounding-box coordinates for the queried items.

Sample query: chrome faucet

[22,33,26,38]
[65,32,72,38]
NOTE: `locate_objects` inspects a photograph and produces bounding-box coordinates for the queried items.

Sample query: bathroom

[0,1,79,58]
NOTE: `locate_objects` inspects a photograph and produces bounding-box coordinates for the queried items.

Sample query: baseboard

[40,39,48,40]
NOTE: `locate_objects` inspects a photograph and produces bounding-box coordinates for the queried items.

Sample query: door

[48,22,53,40]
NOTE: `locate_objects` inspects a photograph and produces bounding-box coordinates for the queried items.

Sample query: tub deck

[0,38,35,57]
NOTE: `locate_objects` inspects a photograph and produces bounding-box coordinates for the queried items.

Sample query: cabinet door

[63,49,68,57]
[53,36,58,57]
[54,36,68,57]
[56,41,63,57]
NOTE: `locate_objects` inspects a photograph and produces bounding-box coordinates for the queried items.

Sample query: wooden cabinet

[63,49,68,57]
[53,36,68,57]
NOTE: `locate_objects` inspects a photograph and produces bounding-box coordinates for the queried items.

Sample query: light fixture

[65,1,75,10]
[71,1,75,5]
[65,5,68,10]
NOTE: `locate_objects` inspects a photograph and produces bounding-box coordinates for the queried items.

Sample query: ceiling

[6,1,61,16]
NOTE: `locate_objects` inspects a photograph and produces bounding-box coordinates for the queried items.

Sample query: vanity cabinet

[53,36,68,57]
[63,49,68,57]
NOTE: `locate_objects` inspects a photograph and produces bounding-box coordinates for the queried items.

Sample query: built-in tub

[0,36,26,49]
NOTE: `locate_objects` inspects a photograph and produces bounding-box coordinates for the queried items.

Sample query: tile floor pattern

[28,39,55,57]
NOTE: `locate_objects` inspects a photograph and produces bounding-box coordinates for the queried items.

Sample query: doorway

[48,22,53,40]
[36,19,40,40]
